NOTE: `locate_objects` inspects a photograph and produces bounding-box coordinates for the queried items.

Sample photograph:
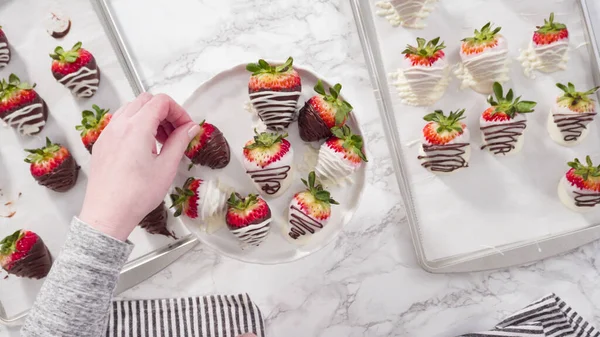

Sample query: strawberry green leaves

[0,230,22,256]
[24,137,62,164]
[244,130,288,150]
[49,41,82,63]
[331,125,368,162]
[402,37,445,57]
[301,171,339,205]
[246,57,294,75]
[0,73,35,101]
[568,156,600,181]
[556,82,600,109]
[423,109,465,134]
[462,22,502,45]
[488,82,536,118]
[536,12,567,34]
[313,80,353,126]
[227,192,259,210]
[169,177,198,217]
[75,104,110,136]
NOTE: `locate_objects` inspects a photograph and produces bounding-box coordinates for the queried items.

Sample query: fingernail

[187,124,200,139]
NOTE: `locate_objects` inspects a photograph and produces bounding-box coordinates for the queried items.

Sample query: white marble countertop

[4,0,600,336]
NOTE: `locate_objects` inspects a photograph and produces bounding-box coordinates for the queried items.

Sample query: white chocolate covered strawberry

[391,37,450,106]
[226,193,272,246]
[418,109,470,173]
[315,125,367,185]
[455,23,510,94]
[480,82,536,156]
[548,82,599,146]
[375,0,438,29]
[519,13,569,78]
[243,131,294,198]
[558,156,600,212]
[288,171,339,241]
[170,177,228,221]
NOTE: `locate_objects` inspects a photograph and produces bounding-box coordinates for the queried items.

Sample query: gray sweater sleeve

[21,217,133,337]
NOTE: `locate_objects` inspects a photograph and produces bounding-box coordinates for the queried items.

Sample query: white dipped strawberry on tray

[455,23,510,94]
[226,193,272,247]
[288,171,339,242]
[375,0,438,29]
[315,125,367,185]
[243,131,294,198]
[547,82,599,146]
[480,82,537,156]
[417,109,470,173]
[390,37,450,106]
[519,13,569,78]
[170,177,228,222]
[558,156,600,212]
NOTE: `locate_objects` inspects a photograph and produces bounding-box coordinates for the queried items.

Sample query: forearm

[21,217,133,337]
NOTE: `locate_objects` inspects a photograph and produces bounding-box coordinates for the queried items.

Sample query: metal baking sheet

[0,0,197,325]
[350,0,600,272]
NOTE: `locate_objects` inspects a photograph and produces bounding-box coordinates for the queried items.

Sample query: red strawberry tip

[313,80,353,125]
[169,177,198,217]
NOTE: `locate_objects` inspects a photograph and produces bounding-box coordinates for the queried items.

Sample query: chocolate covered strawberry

[520,13,570,77]
[0,230,52,279]
[24,137,80,192]
[298,80,353,142]
[315,125,367,185]
[226,193,271,246]
[288,171,338,241]
[170,177,228,221]
[246,57,301,130]
[418,109,470,173]
[0,74,49,135]
[75,104,111,153]
[456,23,510,94]
[50,41,100,98]
[139,202,176,239]
[0,26,10,68]
[548,83,599,146]
[392,37,450,106]
[559,156,600,212]
[480,82,536,156]
[185,120,230,169]
[243,131,294,198]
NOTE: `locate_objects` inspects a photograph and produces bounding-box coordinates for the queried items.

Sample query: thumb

[158,121,200,166]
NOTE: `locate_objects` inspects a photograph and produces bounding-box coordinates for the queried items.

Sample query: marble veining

[4,0,600,336]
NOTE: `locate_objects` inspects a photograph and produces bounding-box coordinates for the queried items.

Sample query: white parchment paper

[371,0,600,261]
[0,0,190,318]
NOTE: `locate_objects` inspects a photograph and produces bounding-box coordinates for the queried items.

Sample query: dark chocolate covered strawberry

[25,137,80,192]
[246,57,301,130]
[185,120,230,169]
[0,230,52,279]
[50,42,100,98]
[0,74,49,135]
[75,104,111,153]
[0,26,10,68]
[298,80,353,142]
[139,202,176,239]
[226,193,271,246]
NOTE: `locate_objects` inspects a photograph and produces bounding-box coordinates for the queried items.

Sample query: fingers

[133,94,194,133]
[157,121,200,166]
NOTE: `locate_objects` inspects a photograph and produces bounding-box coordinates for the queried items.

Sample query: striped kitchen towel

[106,294,265,337]
[459,293,599,337]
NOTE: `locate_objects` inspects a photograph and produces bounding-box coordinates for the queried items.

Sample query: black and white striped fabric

[106,294,265,337]
[460,293,599,337]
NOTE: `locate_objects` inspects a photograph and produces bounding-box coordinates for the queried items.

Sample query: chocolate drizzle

[190,126,230,169]
[480,121,527,155]
[5,238,52,279]
[573,191,600,208]
[298,102,331,142]
[35,155,80,192]
[246,165,291,195]
[0,31,10,68]
[249,86,301,130]
[288,205,325,239]
[52,57,100,98]
[0,95,48,135]
[417,143,469,173]
[139,202,176,239]
[553,113,596,142]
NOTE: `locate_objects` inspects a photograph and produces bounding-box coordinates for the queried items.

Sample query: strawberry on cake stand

[315,125,367,185]
[375,0,438,29]
[417,109,470,173]
[226,193,272,247]
[455,23,510,95]
[184,120,230,169]
[558,156,600,212]
[480,82,537,156]
[547,82,599,146]
[170,177,229,225]
[391,37,450,106]
[519,13,569,79]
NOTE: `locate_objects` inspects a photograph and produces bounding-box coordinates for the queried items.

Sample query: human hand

[79,93,200,241]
